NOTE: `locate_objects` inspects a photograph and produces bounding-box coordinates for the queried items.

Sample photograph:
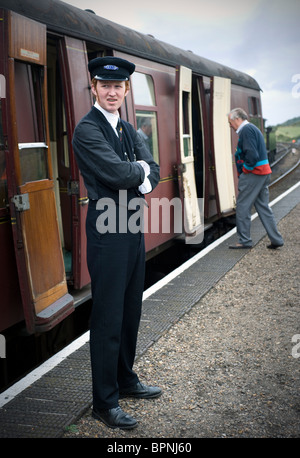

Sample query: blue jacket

[235,123,271,176]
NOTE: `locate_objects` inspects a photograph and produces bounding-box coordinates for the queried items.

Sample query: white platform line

[1,181,299,408]
[0,332,90,407]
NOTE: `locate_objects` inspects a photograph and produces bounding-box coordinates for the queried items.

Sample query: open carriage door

[176,66,203,243]
[210,76,236,215]
[6,11,73,333]
[58,36,92,289]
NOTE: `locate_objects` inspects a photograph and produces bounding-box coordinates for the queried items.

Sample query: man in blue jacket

[73,56,161,430]
[228,108,283,249]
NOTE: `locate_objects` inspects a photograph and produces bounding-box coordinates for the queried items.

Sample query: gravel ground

[64,203,300,439]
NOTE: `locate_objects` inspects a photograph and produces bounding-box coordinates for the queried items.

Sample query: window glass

[248,97,262,128]
[132,72,159,163]
[136,111,159,164]
[19,143,48,183]
[14,62,49,184]
[182,91,191,158]
[248,96,260,116]
[132,73,156,106]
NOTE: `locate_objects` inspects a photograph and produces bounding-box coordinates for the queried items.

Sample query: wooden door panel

[211,76,236,215]
[5,10,74,332]
[20,181,67,313]
[59,37,92,289]
[8,10,46,65]
[176,66,203,243]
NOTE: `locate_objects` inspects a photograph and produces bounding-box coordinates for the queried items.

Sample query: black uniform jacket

[72,107,160,205]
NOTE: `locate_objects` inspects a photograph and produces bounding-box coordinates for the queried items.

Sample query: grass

[275,124,300,142]
[273,117,300,142]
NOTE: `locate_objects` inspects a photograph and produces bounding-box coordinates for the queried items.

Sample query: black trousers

[86,201,145,410]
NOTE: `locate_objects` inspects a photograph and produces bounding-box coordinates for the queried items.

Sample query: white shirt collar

[236,119,249,134]
[94,101,119,134]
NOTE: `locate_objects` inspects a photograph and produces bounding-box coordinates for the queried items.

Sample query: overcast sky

[64,0,300,126]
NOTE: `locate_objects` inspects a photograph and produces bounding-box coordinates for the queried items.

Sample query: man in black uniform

[72,56,161,430]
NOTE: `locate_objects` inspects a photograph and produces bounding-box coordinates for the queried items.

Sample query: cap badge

[103,65,119,70]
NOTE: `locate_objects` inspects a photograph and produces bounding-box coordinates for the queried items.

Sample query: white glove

[137,160,150,177]
[139,177,152,194]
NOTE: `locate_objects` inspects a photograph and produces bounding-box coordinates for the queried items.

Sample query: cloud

[63,0,300,125]
[262,87,300,125]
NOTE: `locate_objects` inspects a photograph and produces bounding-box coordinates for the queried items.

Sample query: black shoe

[92,406,137,430]
[119,382,162,399]
[267,243,283,249]
[229,243,252,249]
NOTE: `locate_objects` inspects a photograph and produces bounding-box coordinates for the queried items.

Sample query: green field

[273,117,300,142]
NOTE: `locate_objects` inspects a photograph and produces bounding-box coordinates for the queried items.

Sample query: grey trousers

[236,173,284,247]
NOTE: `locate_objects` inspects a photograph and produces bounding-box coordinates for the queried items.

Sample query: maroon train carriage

[0,0,263,337]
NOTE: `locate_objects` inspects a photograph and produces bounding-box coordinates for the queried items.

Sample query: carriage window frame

[18,142,49,184]
[14,62,49,184]
[182,91,191,158]
[132,72,160,164]
[131,72,156,106]
[136,110,159,164]
[15,61,46,144]
[248,96,261,117]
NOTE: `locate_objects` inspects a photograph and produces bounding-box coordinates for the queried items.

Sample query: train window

[0,101,7,208]
[248,97,260,117]
[182,91,191,157]
[131,73,156,106]
[136,111,159,164]
[14,62,49,184]
[14,62,45,143]
[18,143,48,183]
[132,72,159,164]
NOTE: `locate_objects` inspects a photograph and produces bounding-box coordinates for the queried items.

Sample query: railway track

[269,142,300,201]
[270,143,300,182]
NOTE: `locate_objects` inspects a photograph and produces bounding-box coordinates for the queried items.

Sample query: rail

[269,143,300,188]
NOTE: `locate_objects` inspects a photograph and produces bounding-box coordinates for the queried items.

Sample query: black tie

[117,119,123,142]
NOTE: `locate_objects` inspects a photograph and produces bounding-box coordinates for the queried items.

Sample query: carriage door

[6,11,74,333]
[175,66,203,243]
[58,37,92,289]
[210,76,236,215]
